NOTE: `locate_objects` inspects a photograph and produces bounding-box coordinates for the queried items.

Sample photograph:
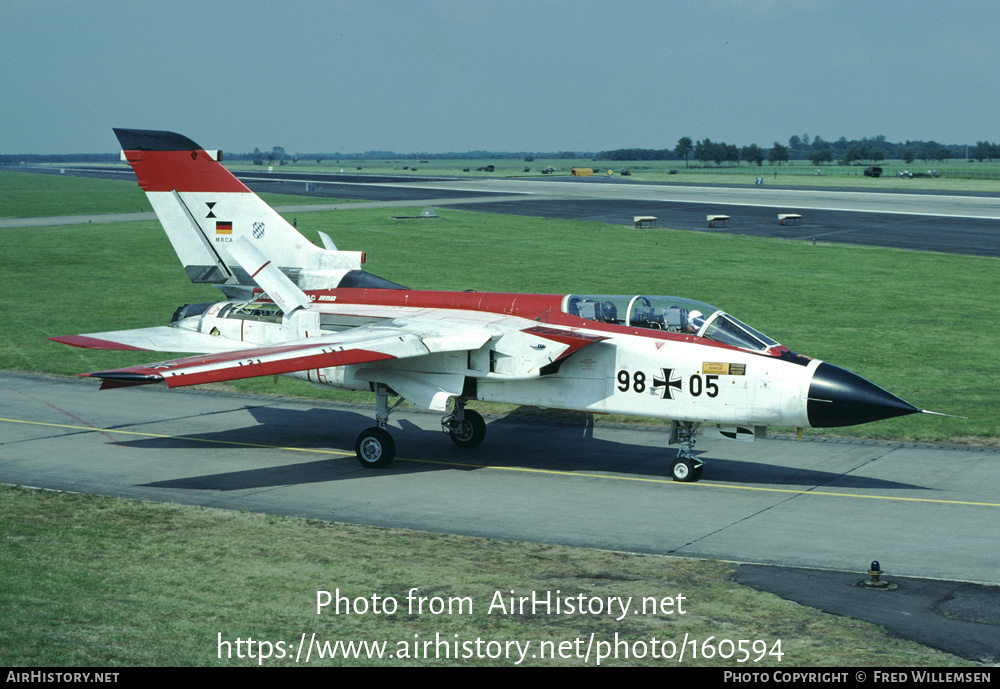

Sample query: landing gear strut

[355,383,404,468]
[442,400,487,448]
[668,421,704,482]
[355,389,488,468]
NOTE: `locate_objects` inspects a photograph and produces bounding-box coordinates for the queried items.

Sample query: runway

[241,172,1000,257]
[9,166,999,257]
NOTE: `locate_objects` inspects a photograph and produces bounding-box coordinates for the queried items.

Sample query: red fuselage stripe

[304,288,748,353]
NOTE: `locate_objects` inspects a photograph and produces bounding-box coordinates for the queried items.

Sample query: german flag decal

[215,221,233,235]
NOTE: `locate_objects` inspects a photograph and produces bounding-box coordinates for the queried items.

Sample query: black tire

[448,409,487,448]
[671,457,701,482]
[355,427,395,468]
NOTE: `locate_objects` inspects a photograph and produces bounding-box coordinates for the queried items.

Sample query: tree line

[600,134,970,166]
[2,134,987,166]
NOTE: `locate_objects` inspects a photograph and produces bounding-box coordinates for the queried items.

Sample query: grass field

[0,485,969,667]
[0,169,353,218]
[0,170,151,218]
[0,170,995,666]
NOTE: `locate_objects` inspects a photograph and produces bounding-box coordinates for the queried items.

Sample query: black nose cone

[807,362,919,428]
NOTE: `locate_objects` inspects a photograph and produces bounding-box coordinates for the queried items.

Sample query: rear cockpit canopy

[563,294,780,353]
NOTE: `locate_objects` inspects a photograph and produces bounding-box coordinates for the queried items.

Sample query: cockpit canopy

[563,294,780,353]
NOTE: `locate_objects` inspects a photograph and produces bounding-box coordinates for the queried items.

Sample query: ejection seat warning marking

[703,362,746,376]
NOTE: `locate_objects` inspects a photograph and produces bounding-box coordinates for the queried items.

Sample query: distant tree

[675,137,693,167]
[768,142,789,165]
[742,143,764,166]
[921,142,950,162]
[693,139,737,166]
[788,135,802,150]
[844,143,870,164]
[694,138,714,165]
[972,141,998,162]
[902,148,914,164]
[808,148,832,165]
[271,146,287,162]
[717,142,739,166]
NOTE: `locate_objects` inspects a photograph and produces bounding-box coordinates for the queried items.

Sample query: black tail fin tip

[114,128,202,152]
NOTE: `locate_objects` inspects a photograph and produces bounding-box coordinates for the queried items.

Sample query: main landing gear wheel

[447,409,487,448]
[670,457,703,482]
[355,427,395,468]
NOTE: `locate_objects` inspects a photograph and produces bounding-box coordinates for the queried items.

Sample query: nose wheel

[670,455,704,482]
[669,421,704,482]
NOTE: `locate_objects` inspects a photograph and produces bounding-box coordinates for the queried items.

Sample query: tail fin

[114,128,402,292]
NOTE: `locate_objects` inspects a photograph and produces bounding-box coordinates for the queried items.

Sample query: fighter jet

[50,129,946,482]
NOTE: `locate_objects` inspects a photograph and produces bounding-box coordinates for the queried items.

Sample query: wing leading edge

[87,340,399,389]
[69,321,495,391]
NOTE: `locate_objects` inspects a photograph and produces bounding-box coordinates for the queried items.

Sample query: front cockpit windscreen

[563,295,780,353]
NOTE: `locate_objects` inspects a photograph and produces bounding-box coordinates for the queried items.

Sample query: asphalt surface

[442,198,1000,257]
[4,166,999,663]
[2,372,998,663]
[7,165,999,257]
[238,173,1000,258]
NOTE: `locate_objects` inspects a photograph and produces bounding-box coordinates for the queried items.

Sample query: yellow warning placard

[703,362,746,376]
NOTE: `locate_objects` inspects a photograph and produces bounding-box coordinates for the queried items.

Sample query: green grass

[0,170,355,217]
[0,170,151,218]
[0,485,969,667]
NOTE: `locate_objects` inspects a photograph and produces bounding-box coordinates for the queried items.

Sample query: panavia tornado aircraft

[51,128,946,482]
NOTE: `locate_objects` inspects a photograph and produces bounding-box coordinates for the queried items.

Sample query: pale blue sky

[2,0,998,154]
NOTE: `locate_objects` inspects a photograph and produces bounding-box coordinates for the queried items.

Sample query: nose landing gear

[669,421,704,482]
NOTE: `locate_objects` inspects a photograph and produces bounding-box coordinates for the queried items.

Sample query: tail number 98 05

[617,370,719,398]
